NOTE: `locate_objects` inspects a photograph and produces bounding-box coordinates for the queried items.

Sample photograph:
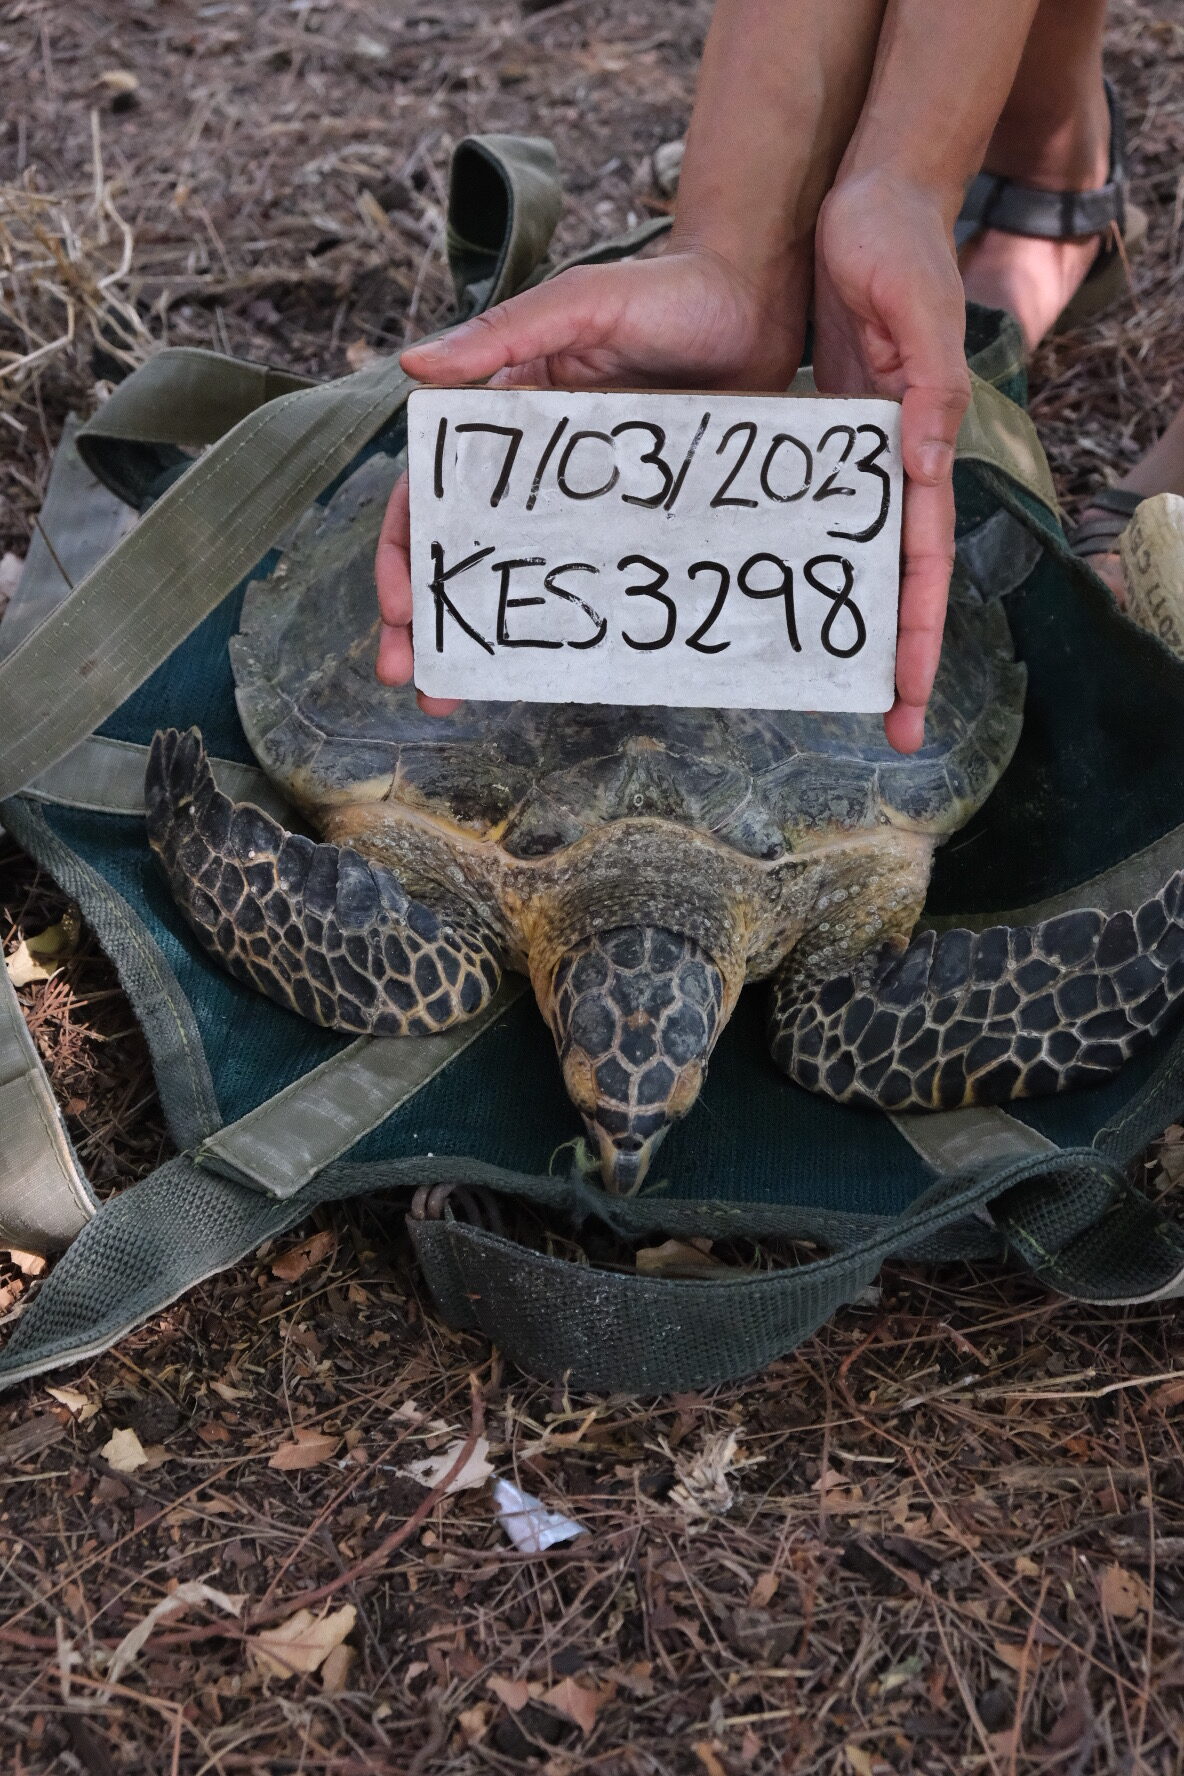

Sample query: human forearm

[670,0,887,290]
[837,0,1041,218]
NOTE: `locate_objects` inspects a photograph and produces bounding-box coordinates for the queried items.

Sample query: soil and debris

[2,2,1184,1771]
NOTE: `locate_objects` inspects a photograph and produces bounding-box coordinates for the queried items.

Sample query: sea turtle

[146,453,1184,1192]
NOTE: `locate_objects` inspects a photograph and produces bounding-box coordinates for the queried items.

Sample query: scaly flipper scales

[770,875,1184,1110]
[146,728,502,1036]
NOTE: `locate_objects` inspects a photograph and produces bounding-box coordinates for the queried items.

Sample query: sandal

[1066,486,1144,559]
[956,79,1147,336]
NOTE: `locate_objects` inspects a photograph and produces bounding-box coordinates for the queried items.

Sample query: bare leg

[1117,405,1184,505]
[960,0,1112,352]
[1079,403,1184,600]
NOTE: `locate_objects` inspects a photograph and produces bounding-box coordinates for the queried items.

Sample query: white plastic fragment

[493,1478,588,1554]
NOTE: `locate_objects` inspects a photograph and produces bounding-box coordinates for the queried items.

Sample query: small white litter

[493,1479,587,1554]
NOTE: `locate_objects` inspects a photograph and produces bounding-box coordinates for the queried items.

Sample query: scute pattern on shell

[145,728,502,1036]
[771,873,1184,1109]
[231,455,1026,861]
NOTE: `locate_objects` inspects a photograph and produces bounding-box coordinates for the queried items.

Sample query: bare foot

[1083,547,1126,605]
[960,81,1113,353]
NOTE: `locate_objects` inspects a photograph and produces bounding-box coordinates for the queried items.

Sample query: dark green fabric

[447,134,563,315]
[930,511,1184,915]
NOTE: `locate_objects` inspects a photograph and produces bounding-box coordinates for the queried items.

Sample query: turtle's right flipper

[146,727,502,1035]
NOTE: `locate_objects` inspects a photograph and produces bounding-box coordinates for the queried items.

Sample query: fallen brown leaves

[247,1602,356,1679]
[268,1428,339,1471]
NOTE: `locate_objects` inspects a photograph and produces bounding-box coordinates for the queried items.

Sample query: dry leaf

[200,1494,238,1514]
[102,1427,149,1473]
[7,945,56,988]
[345,337,385,371]
[1143,1376,1184,1412]
[992,1638,1056,1672]
[6,910,80,986]
[693,1745,728,1776]
[1043,1688,1093,1751]
[269,1428,339,1470]
[1100,1564,1150,1620]
[210,1380,249,1403]
[46,1385,100,1422]
[843,1748,877,1776]
[101,1582,242,1694]
[248,1604,355,1679]
[6,1248,46,1278]
[97,69,139,93]
[668,1428,763,1523]
[748,1571,779,1609]
[488,1675,532,1712]
[542,1676,604,1735]
[321,1642,354,1693]
[609,1660,654,1698]
[635,1238,727,1278]
[404,1434,493,1494]
[271,1230,335,1283]
[457,1703,490,1744]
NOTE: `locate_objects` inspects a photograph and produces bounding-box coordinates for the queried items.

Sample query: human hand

[375,245,808,704]
[813,172,971,754]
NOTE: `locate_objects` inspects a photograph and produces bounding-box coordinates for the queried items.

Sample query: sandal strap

[1067,495,1144,557]
[956,78,1127,245]
[1072,530,1126,559]
[1086,486,1145,518]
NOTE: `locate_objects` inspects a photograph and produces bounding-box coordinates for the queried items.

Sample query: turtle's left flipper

[146,727,502,1036]
[769,876,1184,1111]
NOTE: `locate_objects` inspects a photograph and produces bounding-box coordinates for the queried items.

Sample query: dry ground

[2,2,1184,1771]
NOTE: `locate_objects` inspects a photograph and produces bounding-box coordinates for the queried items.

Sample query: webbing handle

[77,350,315,511]
[0,956,95,1252]
[448,134,562,314]
[0,133,564,804]
[406,1146,1141,1392]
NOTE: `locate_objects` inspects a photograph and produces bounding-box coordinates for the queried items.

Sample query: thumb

[400,270,608,385]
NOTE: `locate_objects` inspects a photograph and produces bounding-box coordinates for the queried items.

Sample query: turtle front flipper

[769,879,1184,1111]
[146,728,502,1036]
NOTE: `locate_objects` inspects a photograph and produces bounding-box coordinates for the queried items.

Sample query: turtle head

[544,926,729,1195]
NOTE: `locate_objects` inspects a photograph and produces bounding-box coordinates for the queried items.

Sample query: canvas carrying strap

[0,961,95,1252]
[0,135,562,805]
[2,137,1182,1392]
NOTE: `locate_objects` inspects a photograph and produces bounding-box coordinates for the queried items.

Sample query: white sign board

[407,387,902,711]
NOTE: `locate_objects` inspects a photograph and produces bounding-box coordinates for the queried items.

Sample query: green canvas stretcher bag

[3,135,1184,1396]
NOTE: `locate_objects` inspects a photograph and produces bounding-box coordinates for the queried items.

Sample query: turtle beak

[587,1122,671,1196]
[543,925,729,1197]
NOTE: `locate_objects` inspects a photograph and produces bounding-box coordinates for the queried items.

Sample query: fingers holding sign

[375,473,460,716]
[812,173,971,754]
